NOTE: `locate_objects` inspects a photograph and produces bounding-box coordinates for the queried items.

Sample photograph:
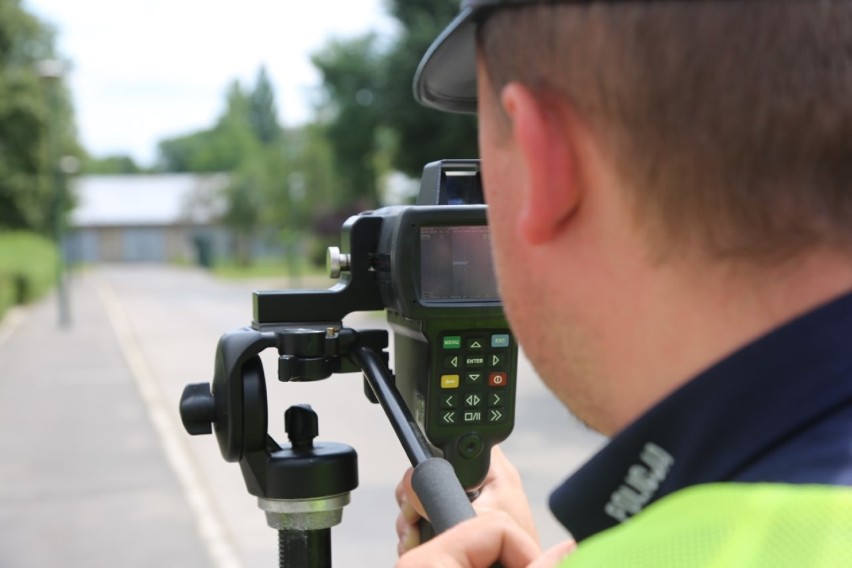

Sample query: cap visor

[413,8,479,114]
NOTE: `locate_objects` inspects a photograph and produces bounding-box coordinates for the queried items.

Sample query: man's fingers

[395,468,411,505]
[396,519,421,556]
[396,512,540,568]
[396,467,425,556]
[398,496,422,524]
[395,466,427,519]
[528,540,577,568]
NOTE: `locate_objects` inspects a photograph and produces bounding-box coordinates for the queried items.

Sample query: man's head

[416,0,852,433]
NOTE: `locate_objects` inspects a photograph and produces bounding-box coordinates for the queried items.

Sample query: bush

[0,272,14,321]
[0,231,57,319]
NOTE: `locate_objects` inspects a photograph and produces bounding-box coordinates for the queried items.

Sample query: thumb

[396,467,428,520]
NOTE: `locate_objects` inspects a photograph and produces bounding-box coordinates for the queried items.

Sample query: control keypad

[439,331,513,426]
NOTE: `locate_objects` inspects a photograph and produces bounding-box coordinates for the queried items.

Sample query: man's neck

[606,248,852,434]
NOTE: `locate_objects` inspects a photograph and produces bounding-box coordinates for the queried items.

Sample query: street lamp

[37,58,71,329]
[287,171,307,287]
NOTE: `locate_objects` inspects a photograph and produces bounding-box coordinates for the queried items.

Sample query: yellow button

[441,375,460,389]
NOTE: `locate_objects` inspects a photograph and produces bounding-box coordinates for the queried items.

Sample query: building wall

[67,225,230,265]
[98,227,125,262]
[123,228,166,262]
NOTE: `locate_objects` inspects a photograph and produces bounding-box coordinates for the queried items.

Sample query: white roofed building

[68,174,230,264]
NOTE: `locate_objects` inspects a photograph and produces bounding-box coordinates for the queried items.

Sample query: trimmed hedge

[0,231,58,320]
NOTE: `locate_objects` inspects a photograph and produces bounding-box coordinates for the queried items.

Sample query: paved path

[0,266,605,567]
[0,268,214,568]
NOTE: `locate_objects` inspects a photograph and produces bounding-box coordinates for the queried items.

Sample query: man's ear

[501,83,579,245]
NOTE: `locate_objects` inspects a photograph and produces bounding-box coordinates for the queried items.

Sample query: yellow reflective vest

[561,483,852,567]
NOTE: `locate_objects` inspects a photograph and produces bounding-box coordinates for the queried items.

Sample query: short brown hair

[479,0,852,261]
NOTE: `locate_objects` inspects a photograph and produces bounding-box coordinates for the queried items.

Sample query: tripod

[179,326,476,567]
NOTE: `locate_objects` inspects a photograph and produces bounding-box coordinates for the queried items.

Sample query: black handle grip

[413,460,504,568]
[411,458,476,533]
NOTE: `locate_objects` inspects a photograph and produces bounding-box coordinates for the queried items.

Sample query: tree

[82,153,143,174]
[157,81,260,173]
[312,35,384,208]
[223,154,266,266]
[0,0,80,232]
[249,66,280,145]
[380,0,479,177]
[156,69,298,266]
[312,0,478,193]
[214,78,277,265]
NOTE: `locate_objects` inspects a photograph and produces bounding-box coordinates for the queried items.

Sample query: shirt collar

[549,290,852,542]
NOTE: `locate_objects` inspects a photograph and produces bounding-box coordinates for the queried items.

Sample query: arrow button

[464,394,483,408]
[488,409,505,423]
[465,372,483,385]
[441,411,457,425]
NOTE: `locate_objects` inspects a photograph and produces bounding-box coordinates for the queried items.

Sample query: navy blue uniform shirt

[550,291,852,542]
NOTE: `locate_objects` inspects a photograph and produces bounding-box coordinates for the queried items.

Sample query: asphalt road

[0,265,604,567]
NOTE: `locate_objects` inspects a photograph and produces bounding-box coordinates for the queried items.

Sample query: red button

[488,372,508,387]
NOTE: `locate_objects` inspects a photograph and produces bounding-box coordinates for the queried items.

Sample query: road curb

[95,277,244,568]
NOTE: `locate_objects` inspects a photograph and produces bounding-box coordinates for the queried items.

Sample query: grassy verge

[211,257,326,281]
[0,231,57,320]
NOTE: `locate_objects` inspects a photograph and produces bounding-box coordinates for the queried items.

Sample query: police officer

[395,1,852,566]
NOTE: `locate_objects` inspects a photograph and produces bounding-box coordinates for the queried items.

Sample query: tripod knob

[179,382,216,435]
[285,404,319,450]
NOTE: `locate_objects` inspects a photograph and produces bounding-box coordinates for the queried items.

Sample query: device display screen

[419,225,499,302]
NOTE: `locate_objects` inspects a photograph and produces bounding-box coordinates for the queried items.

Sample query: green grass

[0,231,58,320]
[211,257,327,281]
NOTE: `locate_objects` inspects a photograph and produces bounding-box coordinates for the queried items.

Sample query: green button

[443,336,462,350]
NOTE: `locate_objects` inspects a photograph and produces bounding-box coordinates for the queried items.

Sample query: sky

[24,0,397,166]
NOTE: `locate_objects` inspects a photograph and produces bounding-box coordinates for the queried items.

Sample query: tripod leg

[278,529,331,568]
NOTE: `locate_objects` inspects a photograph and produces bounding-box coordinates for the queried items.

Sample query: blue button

[491,334,510,348]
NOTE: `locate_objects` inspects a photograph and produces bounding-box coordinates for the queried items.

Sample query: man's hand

[396,511,540,568]
[395,446,540,554]
[394,446,576,567]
